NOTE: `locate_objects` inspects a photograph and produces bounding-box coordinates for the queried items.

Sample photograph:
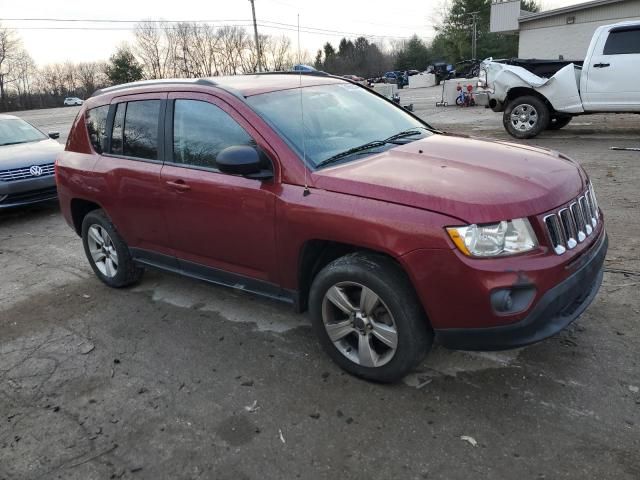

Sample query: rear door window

[603,27,640,55]
[86,105,109,153]
[122,100,161,160]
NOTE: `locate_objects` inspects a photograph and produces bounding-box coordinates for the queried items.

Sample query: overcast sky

[2,0,586,65]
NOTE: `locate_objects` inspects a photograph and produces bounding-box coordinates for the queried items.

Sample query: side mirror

[217,145,271,179]
[49,132,60,139]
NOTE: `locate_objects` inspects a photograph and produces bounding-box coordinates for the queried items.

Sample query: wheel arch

[295,239,416,314]
[505,87,554,112]
[70,198,102,236]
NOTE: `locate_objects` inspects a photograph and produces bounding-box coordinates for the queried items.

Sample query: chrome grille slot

[578,196,593,235]
[569,202,587,242]
[544,214,566,255]
[588,185,600,220]
[558,208,578,249]
[0,163,55,182]
[544,184,600,255]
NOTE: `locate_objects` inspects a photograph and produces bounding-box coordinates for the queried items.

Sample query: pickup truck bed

[493,59,584,79]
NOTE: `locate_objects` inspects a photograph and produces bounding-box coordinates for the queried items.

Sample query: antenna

[297,13,310,196]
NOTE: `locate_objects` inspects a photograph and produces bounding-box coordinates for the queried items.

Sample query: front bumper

[0,175,57,209]
[435,232,608,350]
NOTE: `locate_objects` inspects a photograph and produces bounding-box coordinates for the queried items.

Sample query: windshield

[0,118,47,146]
[246,83,432,168]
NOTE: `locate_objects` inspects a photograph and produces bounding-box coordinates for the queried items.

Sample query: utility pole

[249,0,261,72]
[469,11,479,60]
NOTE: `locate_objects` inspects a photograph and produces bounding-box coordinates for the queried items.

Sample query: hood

[312,134,586,224]
[0,139,63,170]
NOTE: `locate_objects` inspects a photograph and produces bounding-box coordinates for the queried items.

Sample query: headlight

[446,218,538,257]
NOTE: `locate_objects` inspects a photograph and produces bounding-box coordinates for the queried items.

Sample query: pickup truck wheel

[547,115,573,130]
[309,253,432,383]
[81,209,143,288]
[503,96,550,139]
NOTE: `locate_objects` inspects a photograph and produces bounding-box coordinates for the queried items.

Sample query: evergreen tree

[432,0,539,63]
[105,45,144,85]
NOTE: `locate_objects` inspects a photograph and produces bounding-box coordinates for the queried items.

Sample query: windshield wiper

[315,128,428,169]
[383,128,428,143]
[0,141,27,146]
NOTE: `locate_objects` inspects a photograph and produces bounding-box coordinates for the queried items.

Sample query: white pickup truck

[476,21,640,138]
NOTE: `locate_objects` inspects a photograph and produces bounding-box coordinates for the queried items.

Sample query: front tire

[503,95,550,139]
[81,209,143,288]
[309,253,432,383]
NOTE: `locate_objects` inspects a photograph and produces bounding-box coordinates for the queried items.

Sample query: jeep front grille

[544,184,600,255]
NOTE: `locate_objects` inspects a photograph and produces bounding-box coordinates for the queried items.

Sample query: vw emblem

[29,165,43,177]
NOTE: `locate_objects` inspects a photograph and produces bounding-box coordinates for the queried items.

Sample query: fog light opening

[491,286,536,315]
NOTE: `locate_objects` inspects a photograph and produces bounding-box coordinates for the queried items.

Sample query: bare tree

[170,22,195,77]
[217,26,249,75]
[135,21,173,79]
[77,61,108,97]
[190,23,221,76]
[0,25,21,109]
[264,35,293,71]
[11,50,36,108]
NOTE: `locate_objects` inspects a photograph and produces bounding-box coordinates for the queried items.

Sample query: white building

[490,0,640,59]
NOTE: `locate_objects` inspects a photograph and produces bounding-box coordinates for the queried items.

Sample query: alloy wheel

[87,224,118,278]
[321,281,398,367]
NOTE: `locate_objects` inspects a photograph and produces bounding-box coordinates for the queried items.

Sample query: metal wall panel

[520,0,640,30]
[490,0,522,33]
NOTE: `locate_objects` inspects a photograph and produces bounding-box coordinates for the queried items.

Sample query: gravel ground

[1,95,639,480]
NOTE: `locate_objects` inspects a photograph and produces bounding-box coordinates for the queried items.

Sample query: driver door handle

[593,63,610,68]
[166,179,191,192]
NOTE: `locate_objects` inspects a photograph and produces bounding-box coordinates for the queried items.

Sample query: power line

[3,24,255,31]
[258,19,412,38]
[1,17,416,39]
[4,23,412,40]
[0,17,251,23]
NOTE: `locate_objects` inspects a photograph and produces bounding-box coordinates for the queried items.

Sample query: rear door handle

[165,179,191,192]
[593,63,610,68]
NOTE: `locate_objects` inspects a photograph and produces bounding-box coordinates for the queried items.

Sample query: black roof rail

[91,78,217,98]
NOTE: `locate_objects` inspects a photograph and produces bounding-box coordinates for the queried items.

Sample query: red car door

[93,92,174,260]
[160,92,279,286]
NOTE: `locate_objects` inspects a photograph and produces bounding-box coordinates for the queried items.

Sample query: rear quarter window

[603,27,640,55]
[85,105,109,153]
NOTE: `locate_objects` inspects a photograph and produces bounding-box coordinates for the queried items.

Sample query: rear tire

[503,95,550,139]
[81,209,143,288]
[547,115,573,130]
[309,252,432,383]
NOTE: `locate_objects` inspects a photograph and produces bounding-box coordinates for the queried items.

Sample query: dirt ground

[1,93,639,479]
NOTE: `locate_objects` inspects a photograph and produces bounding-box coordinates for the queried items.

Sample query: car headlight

[446,218,538,257]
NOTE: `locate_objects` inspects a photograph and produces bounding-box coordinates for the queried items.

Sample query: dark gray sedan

[0,114,63,209]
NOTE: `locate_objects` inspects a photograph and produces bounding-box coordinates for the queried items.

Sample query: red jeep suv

[56,74,607,382]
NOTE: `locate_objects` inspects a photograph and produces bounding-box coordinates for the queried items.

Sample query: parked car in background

[64,97,84,106]
[342,74,366,85]
[451,59,481,79]
[383,71,399,83]
[477,21,640,138]
[56,74,606,382]
[292,64,317,73]
[0,115,62,208]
